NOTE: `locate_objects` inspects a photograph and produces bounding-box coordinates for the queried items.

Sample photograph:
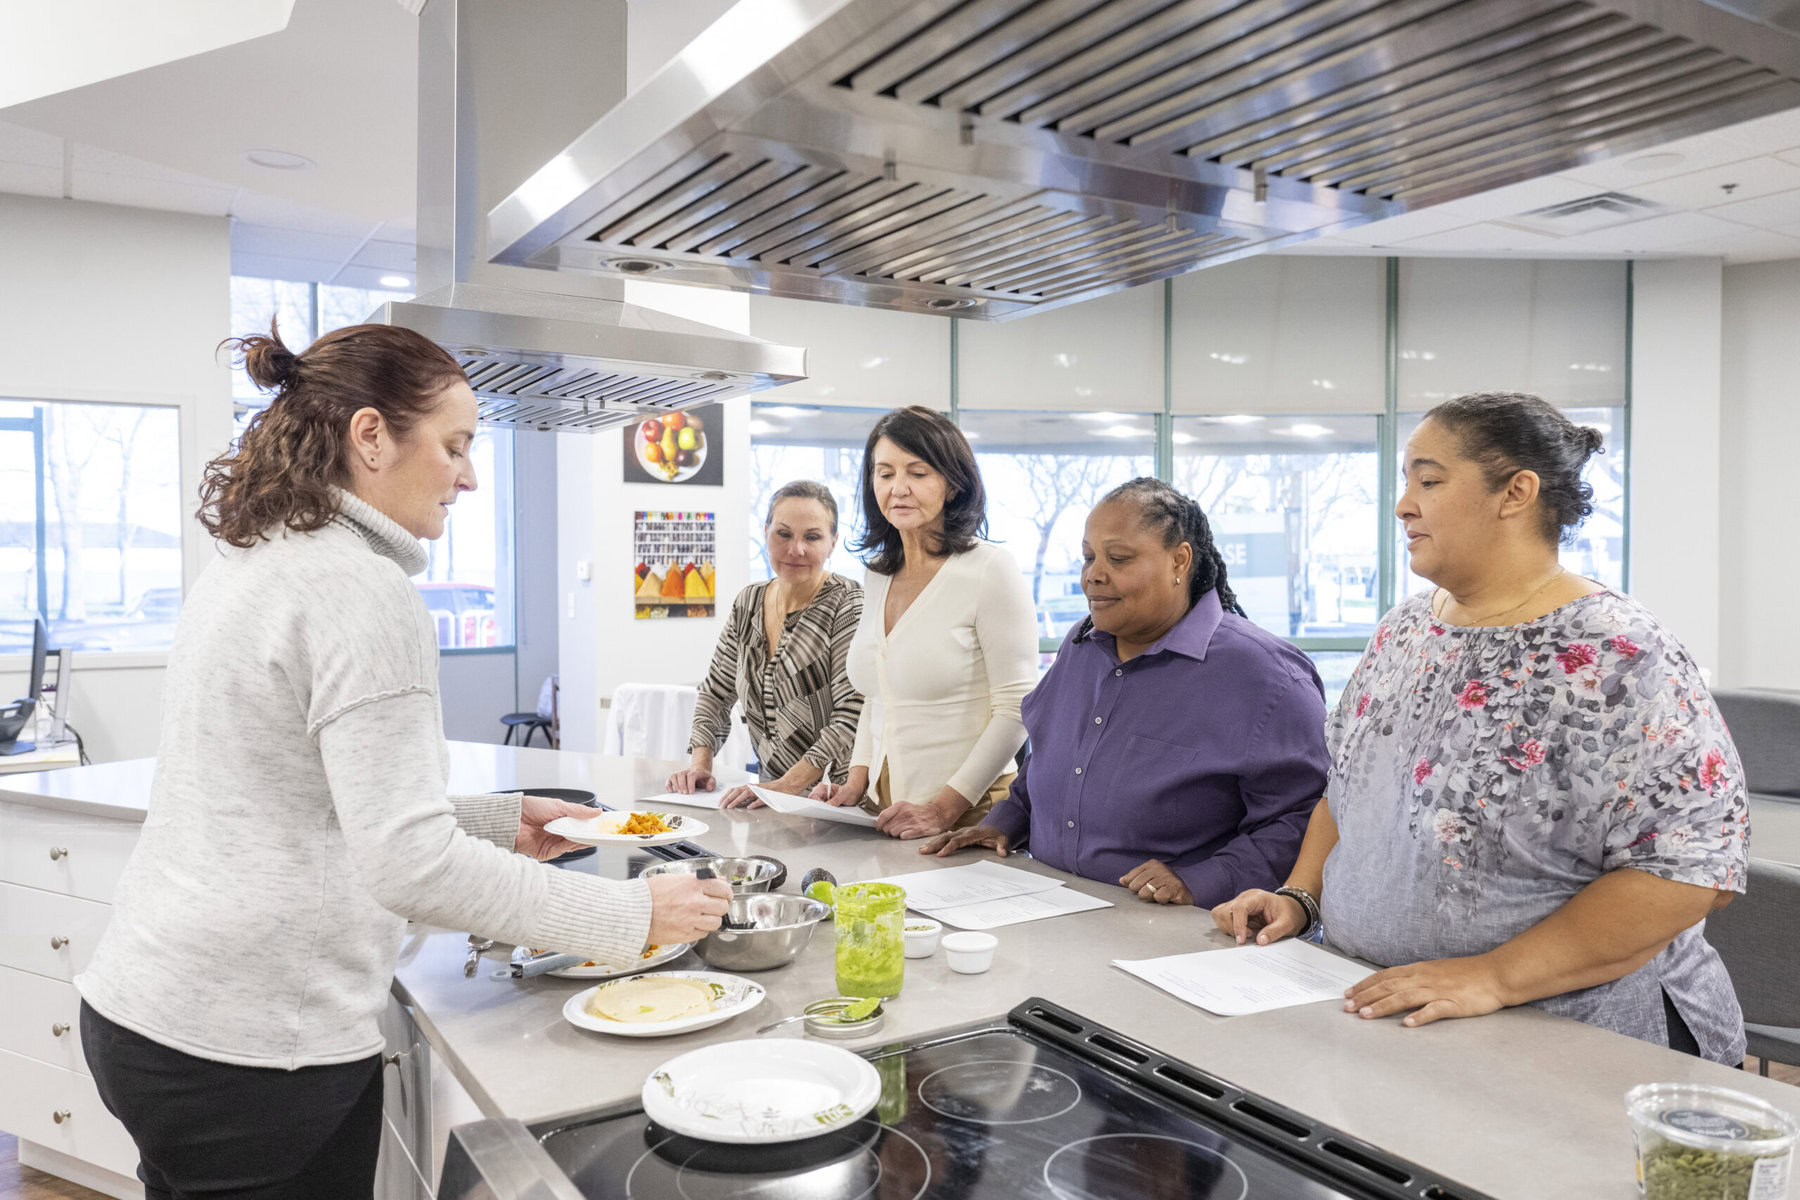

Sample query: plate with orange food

[547,941,692,980]
[545,809,708,847]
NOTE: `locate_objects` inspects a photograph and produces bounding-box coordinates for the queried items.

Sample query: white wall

[1628,258,1723,674]
[1719,259,1800,691]
[0,194,233,762]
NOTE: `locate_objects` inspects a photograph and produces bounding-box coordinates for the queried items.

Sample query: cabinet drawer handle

[50,935,69,950]
[52,1110,71,1124]
[48,846,68,861]
[52,1022,70,1037]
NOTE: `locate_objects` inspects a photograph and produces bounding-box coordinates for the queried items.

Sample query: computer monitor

[27,617,48,701]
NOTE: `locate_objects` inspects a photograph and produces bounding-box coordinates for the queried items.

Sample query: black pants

[80,1001,384,1200]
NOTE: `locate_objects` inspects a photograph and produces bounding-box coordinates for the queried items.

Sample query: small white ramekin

[903,918,943,958]
[941,931,998,974]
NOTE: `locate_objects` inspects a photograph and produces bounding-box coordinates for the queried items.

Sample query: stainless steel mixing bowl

[637,855,786,893]
[691,894,829,971]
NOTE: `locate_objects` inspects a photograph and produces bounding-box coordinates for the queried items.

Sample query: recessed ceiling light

[242,149,314,171]
[1282,423,1334,438]
[1216,414,1263,425]
[1072,412,1121,422]
[379,275,411,289]
[1097,425,1148,438]
[1623,152,1685,172]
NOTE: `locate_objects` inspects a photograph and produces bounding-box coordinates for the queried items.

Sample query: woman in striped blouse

[669,481,865,807]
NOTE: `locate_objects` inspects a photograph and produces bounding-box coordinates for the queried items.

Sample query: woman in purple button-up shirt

[922,478,1330,908]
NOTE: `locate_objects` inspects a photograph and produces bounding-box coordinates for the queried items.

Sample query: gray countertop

[10,744,1798,1198]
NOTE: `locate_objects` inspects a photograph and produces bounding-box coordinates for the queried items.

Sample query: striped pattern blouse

[690,573,864,782]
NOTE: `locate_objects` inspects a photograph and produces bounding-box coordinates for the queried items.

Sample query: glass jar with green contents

[834,882,906,999]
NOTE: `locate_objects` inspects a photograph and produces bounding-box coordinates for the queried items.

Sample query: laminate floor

[4,1058,1798,1197]
[0,1135,111,1200]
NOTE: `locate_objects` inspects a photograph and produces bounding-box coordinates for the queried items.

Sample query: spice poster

[633,511,717,619]
[622,403,725,486]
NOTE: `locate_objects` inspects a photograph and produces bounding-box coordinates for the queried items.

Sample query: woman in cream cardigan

[813,406,1038,839]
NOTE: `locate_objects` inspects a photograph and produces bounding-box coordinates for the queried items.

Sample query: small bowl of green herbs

[1626,1082,1795,1200]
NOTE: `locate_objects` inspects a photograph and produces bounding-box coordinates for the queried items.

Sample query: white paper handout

[749,785,880,827]
[638,776,755,810]
[1113,939,1370,1017]
[870,860,1065,911]
[921,886,1113,931]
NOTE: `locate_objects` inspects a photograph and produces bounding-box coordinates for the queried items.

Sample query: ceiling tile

[1430,175,1601,222]
[1559,128,1768,190]
[230,222,366,263]
[0,120,63,168]
[228,189,381,238]
[71,142,228,187]
[228,251,339,284]
[1557,211,1748,252]
[1674,228,1800,263]
[348,239,415,271]
[71,170,237,216]
[1778,148,1800,170]
[1714,106,1800,156]
[1326,206,1472,246]
[1702,187,1800,230]
[0,161,62,198]
[1390,222,1566,253]
[1627,157,1800,211]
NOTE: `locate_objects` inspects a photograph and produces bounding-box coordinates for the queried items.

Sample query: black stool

[500,713,553,747]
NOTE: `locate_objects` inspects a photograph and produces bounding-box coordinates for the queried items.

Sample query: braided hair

[1100,478,1246,618]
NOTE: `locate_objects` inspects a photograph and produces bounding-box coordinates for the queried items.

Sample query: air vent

[1500,191,1667,235]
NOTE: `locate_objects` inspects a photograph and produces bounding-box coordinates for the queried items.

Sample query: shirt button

[1094,716,1103,724]
[1114,669,1122,677]
[1066,820,1075,828]
[1074,767,1083,775]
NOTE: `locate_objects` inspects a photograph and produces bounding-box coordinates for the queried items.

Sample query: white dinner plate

[643,1038,882,1144]
[545,810,707,847]
[633,418,708,483]
[562,971,764,1038]
[547,941,692,979]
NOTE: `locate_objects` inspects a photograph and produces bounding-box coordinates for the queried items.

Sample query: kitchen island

[5,742,1797,1200]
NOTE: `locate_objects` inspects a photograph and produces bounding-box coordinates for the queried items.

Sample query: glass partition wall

[744,256,1632,704]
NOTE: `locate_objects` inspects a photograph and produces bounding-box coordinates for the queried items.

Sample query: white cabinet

[0,797,145,1200]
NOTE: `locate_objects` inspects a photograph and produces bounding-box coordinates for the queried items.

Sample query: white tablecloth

[601,682,757,777]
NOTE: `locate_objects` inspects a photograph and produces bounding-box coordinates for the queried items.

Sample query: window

[0,400,183,652]
[1173,415,1380,639]
[745,404,881,583]
[230,275,515,650]
[958,411,1154,640]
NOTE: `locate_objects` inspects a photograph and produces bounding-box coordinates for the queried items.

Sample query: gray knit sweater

[77,489,651,1068]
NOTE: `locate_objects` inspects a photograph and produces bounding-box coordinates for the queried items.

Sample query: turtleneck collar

[329,487,429,577]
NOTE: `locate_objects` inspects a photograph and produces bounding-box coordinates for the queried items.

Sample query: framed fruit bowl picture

[624,402,725,487]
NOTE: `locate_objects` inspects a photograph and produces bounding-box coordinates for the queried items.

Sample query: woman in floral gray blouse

[1213,392,1749,1063]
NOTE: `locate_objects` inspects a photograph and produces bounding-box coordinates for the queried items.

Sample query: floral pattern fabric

[1320,590,1749,1062]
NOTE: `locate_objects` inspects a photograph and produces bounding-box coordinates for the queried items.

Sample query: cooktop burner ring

[1043,1133,1251,1200]
[916,1058,1083,1126]
[622,1120,932,1200]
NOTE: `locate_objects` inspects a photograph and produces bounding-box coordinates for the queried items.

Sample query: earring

[1175,575,1183,584]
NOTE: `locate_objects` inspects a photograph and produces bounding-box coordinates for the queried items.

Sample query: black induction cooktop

[529,999,1494,1200]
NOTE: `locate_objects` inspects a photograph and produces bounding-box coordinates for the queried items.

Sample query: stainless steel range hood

[374,0,806,433]
[487,0,1800,321]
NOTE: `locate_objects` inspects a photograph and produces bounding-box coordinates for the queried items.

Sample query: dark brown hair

[200,321,467,548]
[852,406,986,575]
[1423,392,1606,545]
[765,480,840,536]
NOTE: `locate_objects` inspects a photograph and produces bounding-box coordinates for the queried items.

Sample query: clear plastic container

[1626,1082,1796,1200]
[833,882,905,999]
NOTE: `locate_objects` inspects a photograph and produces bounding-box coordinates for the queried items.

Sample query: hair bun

[230,320,300,392]
[1579,425,1606,457]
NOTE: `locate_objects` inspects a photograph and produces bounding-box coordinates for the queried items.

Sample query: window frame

[748,260,1634,661]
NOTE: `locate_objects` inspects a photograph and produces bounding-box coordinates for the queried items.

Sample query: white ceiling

[1,0,1797,284]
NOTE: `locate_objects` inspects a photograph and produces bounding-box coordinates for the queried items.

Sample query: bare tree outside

[104,410,151,606]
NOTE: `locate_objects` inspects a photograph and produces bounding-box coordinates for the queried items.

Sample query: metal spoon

[755,1012,813,1035]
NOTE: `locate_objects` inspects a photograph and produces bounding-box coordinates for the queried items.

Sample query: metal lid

[802,997,885,1040]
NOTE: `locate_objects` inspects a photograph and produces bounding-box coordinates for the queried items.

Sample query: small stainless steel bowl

[691,894,829,971]
[639,855,786,894]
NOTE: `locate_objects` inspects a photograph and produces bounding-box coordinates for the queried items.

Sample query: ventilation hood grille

[488,0,1800,320]
[376,284,805,433]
